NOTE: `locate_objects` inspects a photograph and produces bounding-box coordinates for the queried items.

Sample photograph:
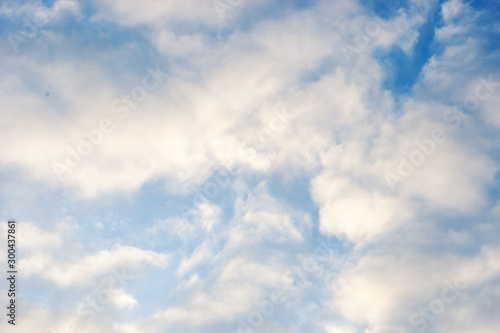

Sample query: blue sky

[1,0,500,332]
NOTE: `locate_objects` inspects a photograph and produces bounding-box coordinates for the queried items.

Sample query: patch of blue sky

[56,23,162,82]
[469,1,500,67]
[4,4,165,86]
[41,0,57,7]
[0,172,68,227]
[132,255,232,319]
[444,0,500,56]
[266,171,318,221]
[486,167,500,207]
[468,0,500,12]
[360,0,410,20]
[238,169,348,258]
[268,170,316,210]
[123,263,180,319]
[215,0,319,38]
[19,276,85,310]
[0,17,15,38]
[66,172,238,254]
[374,2,442,102]
[68,187,174,250]
[298,55,337,86]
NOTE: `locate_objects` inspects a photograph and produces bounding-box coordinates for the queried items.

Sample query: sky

[0,0,500,332]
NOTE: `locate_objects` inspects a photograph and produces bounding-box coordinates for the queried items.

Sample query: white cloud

[21,242,169,287]
[329,243,500,329]
[311,173,412,244]
[0,0,409,198]
[0,221,63,253]
[226,182,311,248]
[90,0,222,28]
[108,288,138,310]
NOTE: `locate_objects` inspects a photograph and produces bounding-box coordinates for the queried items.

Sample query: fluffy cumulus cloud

[0,0,499,332]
